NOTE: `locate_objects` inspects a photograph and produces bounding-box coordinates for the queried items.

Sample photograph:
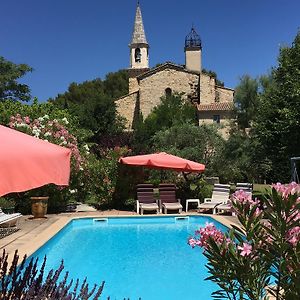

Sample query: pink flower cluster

[232,190,255,205]
[188,222,254,258]
[272,182,300,198]
[287,226,300,247]
[9,114,83,171]
[188,222,226,250]
[237,242,252,257]
[231,189,262,216]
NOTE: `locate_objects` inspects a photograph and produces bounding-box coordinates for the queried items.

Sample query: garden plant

[0,250,105,299]
[189,182,300,300]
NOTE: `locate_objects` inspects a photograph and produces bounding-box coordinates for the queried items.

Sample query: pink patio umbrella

[119,152,205,173]
[0,125,71,196]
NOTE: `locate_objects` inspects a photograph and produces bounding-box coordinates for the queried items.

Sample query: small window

[213,115,220,124]
[135,48,141,63]
[165,88,172,97]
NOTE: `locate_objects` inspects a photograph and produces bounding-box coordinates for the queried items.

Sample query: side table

[186,199,200,212]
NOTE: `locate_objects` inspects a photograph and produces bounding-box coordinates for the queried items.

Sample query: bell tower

[128,1,149,93]
[129,1,149,69]
[185,26,202,73]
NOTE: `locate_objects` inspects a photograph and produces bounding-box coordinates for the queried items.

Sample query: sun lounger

[216,183,253,214]
[198,183,230,214]
[0,208,22,227]
[136,184,159,215]
[236,182,253,193]
[159,184,182,214]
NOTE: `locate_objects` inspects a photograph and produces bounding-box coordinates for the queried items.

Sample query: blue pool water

[30,216,228,300]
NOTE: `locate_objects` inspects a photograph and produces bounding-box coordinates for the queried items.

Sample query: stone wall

[115,92,138,130]
[200,73,234,105]
[116,66,234,131]
[216,86,234,103]
[129,77,139,94]
[139,68,199,118]
[200,73,216,104]
[198,110,232,138]
[185,49,201,73]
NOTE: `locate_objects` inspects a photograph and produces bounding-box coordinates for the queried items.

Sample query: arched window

[135,48,141,63]
[165,88,172,97]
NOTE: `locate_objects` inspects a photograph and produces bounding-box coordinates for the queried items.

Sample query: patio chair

[159,184,182,214]
[0,208,22,227]
[198,183,230,214]
[236,182,253,193]
[216,183,253,215]
[136,184,159,215]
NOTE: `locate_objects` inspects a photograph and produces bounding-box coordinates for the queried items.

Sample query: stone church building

[116,2,234,135]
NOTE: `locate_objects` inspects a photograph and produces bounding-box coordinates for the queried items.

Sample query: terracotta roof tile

[197,102,233,111]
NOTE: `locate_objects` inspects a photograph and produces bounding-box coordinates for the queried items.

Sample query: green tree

[133,93,198,151]
[103,69,129,99]
[152,123,225,172]
[0,56,32,102]
[234,75,259,130]
[253,31,300,182]
[50,69,128,138]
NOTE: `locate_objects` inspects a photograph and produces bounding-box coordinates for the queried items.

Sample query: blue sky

[1,0,299,101]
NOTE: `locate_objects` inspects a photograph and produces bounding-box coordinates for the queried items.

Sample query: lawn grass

[253,184,271,193]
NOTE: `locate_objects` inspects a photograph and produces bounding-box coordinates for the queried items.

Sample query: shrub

[189,182,300,299]
[0,250,105,299]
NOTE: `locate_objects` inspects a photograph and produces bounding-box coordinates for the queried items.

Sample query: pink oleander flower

[24,116,31,124]
[287,226,300,247]
[8,114,83,171]
[232,190,254,205]
[238,242,252,257]
[189,222,225,250]
[188,237,197,248]
[272,182,300,198]
[254,207,262,216]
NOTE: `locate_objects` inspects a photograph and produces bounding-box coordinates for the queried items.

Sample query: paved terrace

[0,210,241,264]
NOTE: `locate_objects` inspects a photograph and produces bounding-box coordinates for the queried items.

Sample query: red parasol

[119,152,205,173]
[0,125,71,196]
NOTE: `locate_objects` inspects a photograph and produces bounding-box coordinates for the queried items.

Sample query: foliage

[189,182,300,299]
[233,75,259,130]
[50,70,128,138]
[152,123,225,174]
[103,70,129,99]
[0,56,32,102]
[85,147,131,208]
[113,164,146,210]
[214,131,272,183]
[0,198,15,212]
[6,112,84,211]
[133,93,198,151]
[8,113,82,169]
[252,31,300,182]
[0,250,105,299]
[0,99,80,133]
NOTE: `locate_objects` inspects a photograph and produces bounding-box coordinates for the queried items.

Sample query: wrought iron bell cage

[185,27,202,49]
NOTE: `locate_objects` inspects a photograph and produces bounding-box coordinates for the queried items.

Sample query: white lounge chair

[0,208,22,227]
[216,183,253,214]
[236,182,253,193]
[198,184,230,214]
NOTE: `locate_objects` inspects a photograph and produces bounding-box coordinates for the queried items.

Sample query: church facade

[116,2,234,136]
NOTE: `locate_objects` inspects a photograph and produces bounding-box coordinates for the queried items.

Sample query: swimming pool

[30,216,228,299]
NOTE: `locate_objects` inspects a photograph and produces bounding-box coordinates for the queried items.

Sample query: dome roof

[185,27,202,49]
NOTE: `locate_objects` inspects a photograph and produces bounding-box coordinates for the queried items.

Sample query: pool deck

[0,210,241,264]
